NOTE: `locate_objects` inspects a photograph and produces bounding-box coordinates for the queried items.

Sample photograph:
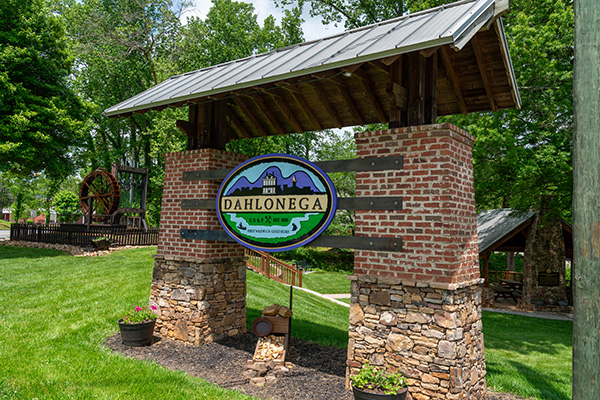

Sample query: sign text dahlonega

[217,154,337,252]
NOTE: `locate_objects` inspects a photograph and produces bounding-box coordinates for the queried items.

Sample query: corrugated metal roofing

[105,0,516,117]
[477,208,535,254]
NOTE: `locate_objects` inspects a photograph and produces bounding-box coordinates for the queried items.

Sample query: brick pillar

[348,124,485,399]
[150,148,249,344]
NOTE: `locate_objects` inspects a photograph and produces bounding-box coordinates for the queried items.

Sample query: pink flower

[150,305,157,310]
[135,306,142,312]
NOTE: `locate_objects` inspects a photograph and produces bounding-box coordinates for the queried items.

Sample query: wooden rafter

[305,82,342,128]
[440,46,468,114]
[232,97,269,137]
[228,108,252,139]
[278,85,323,131]
[330,76,365,126]
[244,94,285,135]
[269,92,304,133]
[471,35,497,112]
[353,69,387,122]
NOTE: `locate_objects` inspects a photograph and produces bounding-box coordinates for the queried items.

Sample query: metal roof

[105,0,519,118]
[477,208,535,254]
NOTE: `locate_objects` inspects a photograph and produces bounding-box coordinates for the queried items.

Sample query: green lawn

[482,311,572,400]
[300,269,351,294]
[0,246,253,400]
[0,245,572,400]
[0,220,10,230]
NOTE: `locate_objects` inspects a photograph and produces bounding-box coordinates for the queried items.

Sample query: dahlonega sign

[217,154,337,252]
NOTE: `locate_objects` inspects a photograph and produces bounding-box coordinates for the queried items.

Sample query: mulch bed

[106,332,527,400]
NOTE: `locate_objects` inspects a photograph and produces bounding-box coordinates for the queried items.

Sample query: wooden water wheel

[79,169,121,218]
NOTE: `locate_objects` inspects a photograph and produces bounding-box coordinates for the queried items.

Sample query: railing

[244,248,302,287]
[487,270,523,284]
[10,223,159,247]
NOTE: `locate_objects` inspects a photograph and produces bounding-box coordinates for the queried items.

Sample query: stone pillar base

[347,275,486,400]
[151,255,246,344]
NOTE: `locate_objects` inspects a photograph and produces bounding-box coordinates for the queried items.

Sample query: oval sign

[217,154,337,252]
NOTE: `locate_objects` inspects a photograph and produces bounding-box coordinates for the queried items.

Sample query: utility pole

[573,0,600,398]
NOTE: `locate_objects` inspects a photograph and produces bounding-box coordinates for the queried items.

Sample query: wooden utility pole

[573,0,600,397]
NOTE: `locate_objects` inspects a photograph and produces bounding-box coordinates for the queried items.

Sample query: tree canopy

[0,0,84,179]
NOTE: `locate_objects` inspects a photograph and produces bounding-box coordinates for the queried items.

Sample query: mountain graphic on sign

[225,166,321,196]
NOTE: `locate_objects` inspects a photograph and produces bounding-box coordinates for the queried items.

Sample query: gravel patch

[106,332,528,400]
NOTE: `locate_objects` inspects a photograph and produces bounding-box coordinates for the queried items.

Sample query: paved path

[483,307,573,321]
[290,285,350,308]
[0,230,10,240]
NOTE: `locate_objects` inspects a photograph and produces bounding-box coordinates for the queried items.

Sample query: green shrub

[274,247,354,273]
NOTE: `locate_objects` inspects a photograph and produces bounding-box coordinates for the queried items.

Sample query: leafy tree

[53,190,82,223]
[178,0,304,71]
[0,0,84,179]
[274,0,445,30]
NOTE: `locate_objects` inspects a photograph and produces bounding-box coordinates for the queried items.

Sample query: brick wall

[158,148,248,259]
[354,123,479,285]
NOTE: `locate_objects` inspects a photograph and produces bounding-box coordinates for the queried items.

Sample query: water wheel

[79,169,121,218]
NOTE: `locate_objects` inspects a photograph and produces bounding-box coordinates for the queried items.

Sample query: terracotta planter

[352,386,408,400]
[118,318,156,346]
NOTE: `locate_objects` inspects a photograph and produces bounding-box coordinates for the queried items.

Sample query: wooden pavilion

[106,0,520,148]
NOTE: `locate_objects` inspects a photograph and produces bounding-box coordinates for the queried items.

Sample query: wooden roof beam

[305,82,343,128]
[244,94,285,135]
[440,46,468,114]
[228,108,253,139]
[354,70,387,122]
[271,95,304,133]
[472,35,498,112]
[232,97,269,137]
[330,76,365,125]
[340,62,364,75]
[278,85,323,131]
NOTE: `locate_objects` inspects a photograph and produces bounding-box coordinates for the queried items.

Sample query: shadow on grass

[0,245,68,259]
[482,311,572,356]
[507,360,570,400]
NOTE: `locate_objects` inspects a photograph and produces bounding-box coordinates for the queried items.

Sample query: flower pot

[118,318,156,346]
[352,386,408,400]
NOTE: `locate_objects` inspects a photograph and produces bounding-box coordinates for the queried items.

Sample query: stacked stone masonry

[151,254,247,344]
[354,124,479,285]
[347,275,486,400]
[152,148,249,344]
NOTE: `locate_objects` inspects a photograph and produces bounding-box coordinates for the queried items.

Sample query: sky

[183,0,346,42]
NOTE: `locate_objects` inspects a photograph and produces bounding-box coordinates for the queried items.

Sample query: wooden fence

[244,248,302,287]
[10,223,159,247]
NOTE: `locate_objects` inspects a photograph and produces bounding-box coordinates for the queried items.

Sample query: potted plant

[118,305,158,346]
[91,237,111,250]
[351,363,408,400]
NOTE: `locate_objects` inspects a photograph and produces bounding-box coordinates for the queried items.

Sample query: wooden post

[573,0,600,397]
[482,253,490,287]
